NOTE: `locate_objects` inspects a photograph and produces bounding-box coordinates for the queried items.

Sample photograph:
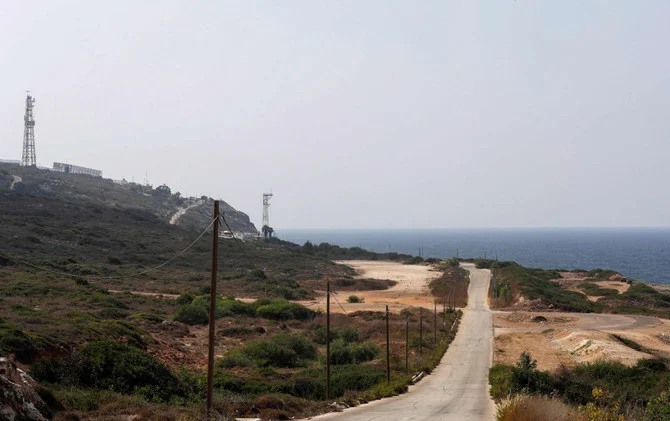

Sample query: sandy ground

[298,260,442,314]
[109,289,179,299]
[553,272,630,302]
[493,311,670,370]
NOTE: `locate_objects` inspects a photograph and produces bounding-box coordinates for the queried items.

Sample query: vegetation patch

[490,352,670,420]
[31,340,201,403]
[429,264,469,307]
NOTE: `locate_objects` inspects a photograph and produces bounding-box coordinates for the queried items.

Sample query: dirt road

[493,311,667,370]
[307,263,495,421]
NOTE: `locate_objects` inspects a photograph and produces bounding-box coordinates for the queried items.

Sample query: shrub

[299,365,387,399]
[0,328,40,363]
[197,285,211,295]
[330,340,380,365]
[218,351,254,369]
[403,256,424,265]
[255,300,315,321]
[646,390,670,421]
[489,364,514,401]
[496,394,586,421]
[314,326,359,344]
[176,293,194,306]
[31,341,193,403]
[347,295,364,303]
[239,334,317,368]
[446,257,460,267]
[174,304,209,325]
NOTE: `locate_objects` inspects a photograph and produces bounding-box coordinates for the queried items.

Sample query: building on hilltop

[52,162,102,177]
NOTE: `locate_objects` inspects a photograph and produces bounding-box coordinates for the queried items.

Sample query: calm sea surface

[280,229,670,285]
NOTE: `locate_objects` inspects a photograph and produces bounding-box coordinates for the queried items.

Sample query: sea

[280,228,670,285]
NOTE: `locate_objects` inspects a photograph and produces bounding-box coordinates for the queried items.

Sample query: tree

[154,184,171,196]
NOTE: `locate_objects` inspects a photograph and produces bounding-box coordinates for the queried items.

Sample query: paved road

[10,175,21,190]
[307,263,495,421]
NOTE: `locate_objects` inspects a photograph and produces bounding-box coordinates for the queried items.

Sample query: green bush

[0,328,41,363]
[314,326,359,344]
[31,341,195,403]
[347,295,364,303]
[175,293,194,305]
[218,350,254,369]
[299,365,387,399]
[489,364,514,401]
[239,334,318,368]
[446,257,460,267]
[255,300,315,321]
[647,390,670,421]
[330,339,380,365]
[174,304,209,325]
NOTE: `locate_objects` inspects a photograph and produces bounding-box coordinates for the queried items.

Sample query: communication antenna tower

[262,193,274,238]
[262,193,273,227]
[22,93,37,167]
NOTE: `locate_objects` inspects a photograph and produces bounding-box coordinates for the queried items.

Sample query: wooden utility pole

[405,314,409,375]
[326,280,331,401]
[434,300,437,345]
[206,200,220,420]
[385,305,390,384]
[419,307,423,355]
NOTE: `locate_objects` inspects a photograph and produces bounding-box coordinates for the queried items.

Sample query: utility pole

[206,201,220,420]
[326,281,331,401]
[405,314,409,375]
[386,305,390,384]
[419,307,423,356]
[434,300,437,345]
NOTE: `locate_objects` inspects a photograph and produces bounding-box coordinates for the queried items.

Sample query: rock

[0,357,53,421]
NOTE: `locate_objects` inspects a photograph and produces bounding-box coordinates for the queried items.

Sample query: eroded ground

[493,311,670,370]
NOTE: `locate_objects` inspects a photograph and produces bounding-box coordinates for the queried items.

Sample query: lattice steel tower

[262,193,273,227]
[22,93,37,167]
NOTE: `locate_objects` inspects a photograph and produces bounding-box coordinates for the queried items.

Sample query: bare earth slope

[308,263,495,421]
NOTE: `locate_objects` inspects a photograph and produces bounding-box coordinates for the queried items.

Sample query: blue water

[280,228,670,285]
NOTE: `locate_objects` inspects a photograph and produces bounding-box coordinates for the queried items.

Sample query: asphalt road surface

[307,263,495,421]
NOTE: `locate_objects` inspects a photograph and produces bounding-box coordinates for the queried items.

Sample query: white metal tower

[22,93,37,167]
[262,193,273,227]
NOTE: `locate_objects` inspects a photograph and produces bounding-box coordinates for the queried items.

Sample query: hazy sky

[1,1,669,229]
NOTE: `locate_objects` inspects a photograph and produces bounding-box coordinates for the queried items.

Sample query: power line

[331,292,348,314]
[0,217,217,281]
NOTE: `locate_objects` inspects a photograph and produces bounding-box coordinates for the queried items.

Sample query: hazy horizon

[1,1,669,229]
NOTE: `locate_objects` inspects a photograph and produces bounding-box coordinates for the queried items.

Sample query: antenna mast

[262,193,274,238]
[22,93,37,167]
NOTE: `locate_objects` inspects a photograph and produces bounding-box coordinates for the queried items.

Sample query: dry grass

[496,395,586,421]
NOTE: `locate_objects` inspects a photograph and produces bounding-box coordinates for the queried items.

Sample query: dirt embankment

[493,311,669,370]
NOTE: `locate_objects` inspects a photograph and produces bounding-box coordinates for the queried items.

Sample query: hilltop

[0,162,257,234]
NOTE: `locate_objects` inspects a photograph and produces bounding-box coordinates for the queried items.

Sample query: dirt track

[493,311,670,370]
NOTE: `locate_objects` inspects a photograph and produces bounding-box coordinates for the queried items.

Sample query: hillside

[0,163,465,419]
[0,162,257,234]
[484,259,670,317]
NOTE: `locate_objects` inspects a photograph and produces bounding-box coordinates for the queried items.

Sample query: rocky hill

[0,162,257,234]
